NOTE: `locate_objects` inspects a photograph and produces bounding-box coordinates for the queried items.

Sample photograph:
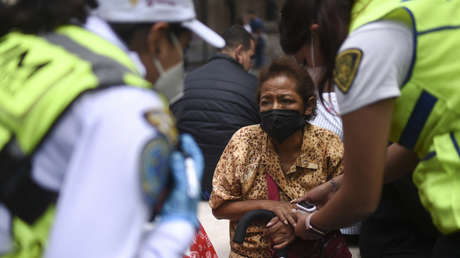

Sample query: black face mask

[260,109,305,143]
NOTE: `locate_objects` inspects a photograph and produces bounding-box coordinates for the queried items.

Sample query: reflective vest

[0,25,152,257]
[350,0,460,234]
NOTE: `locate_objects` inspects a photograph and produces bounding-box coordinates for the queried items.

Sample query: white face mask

[153,34,184,104]
[307,66,326,87]
[306,38,326,87]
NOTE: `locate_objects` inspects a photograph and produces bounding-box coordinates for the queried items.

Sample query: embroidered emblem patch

[333,48,363,94]
[140,136,172,205]
[144,109,178,146]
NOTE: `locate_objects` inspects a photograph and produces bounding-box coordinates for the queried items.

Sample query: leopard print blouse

[209,124,344,258]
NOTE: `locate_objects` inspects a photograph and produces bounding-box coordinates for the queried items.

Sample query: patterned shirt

[209,124,344,258]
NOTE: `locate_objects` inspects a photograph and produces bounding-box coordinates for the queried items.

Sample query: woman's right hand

[265,201,297,226]
[265,217,295,249]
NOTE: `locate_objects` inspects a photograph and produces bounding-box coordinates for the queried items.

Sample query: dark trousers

[432,232,460,258]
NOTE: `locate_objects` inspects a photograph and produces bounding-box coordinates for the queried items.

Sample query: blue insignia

[140,136,172,205]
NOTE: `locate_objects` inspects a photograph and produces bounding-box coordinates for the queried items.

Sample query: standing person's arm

[299,99,395,234]
[294,143,419,206]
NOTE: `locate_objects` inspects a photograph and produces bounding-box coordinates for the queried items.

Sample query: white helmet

[93,0,225,48]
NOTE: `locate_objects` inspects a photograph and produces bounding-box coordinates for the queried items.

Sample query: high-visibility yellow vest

[350,0,460,234]
[0,25,152,155]
[0,25,152,257]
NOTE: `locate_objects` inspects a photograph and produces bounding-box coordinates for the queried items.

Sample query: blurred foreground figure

[0,0,224,257]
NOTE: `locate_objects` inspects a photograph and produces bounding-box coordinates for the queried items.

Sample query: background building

[186,0,286,71]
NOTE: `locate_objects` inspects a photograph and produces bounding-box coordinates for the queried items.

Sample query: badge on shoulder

[143,109,178,145]
[333,48,363,94]
[140,136,173,208]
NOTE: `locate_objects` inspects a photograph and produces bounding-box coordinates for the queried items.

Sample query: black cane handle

[233,209,289,258]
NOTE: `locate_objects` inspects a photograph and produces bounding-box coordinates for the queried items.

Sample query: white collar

[84,16,147,77]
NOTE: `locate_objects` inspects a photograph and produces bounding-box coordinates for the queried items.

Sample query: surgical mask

[153,34,184,104]
[260,109,305,143]
[305,38,326,87]
[307,66,326,87]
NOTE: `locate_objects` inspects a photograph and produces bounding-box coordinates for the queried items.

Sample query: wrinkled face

[259,75,306,114]
[238,39,255,71]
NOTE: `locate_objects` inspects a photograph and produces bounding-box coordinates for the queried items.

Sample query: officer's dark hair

[279,0,355,99]
[0,0,97,37]
[221,25,254,52]
[257,57,317,121]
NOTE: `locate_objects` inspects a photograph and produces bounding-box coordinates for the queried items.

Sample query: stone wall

[186,0,287,70]
[194,0,271,34]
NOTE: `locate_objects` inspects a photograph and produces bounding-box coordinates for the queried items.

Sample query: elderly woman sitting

[209,58,345,258]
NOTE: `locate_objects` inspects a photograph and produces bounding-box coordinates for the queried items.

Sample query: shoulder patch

[333,48,363,94]
[140,136,172,205]
[144,109,178,145]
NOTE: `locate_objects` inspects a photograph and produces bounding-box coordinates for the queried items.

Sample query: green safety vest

[0,25,152,257]
[350,0,460,234]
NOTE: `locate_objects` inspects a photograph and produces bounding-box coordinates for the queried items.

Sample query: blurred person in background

[247,10,266,70]
[238,15,252,34]
[210,58,348,257]
[0,0,224,257]
[279,1,460,257]
[172,25,259,200]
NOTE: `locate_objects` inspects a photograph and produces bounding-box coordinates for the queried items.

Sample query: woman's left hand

[265,216,296,249]
[264,200,297,226]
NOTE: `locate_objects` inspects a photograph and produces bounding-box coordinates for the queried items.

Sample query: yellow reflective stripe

[56,26,139,74]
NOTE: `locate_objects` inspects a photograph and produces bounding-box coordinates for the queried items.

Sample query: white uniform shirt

[311,92,343,140]
[0,16,195,258]
[335,20,414,115]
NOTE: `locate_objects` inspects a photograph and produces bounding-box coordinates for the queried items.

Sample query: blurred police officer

[0,0,224,257]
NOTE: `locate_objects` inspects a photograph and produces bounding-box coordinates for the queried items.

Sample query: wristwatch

[305,212,326,236]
